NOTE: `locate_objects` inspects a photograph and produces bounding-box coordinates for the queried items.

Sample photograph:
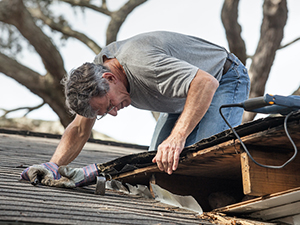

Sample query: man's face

[90,82,131,118]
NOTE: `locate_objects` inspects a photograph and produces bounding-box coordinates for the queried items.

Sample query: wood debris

[198,212,274,225]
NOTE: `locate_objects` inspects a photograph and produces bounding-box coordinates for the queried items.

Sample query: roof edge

[0,128,148,150]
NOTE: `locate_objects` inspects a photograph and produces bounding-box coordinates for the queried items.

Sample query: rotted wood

[241,147,300,196]
[104,113,300,211]
[111,114,300,180]
[112,142,243,182]
[102,113,300,180]
[113,118,299,182]
[239,121,300,150]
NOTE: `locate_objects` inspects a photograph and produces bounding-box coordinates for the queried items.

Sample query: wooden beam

[241,148,300,196]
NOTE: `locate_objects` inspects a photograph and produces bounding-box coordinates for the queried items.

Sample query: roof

[0,129,212,225]
[94,112,300,223]
[2,111,299,224]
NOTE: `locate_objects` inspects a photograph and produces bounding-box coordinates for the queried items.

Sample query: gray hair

[62,63,110,118]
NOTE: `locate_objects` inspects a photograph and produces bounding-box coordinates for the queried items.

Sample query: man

[21,31,250,187]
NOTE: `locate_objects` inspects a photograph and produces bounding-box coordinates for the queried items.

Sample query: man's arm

[50,114,96,166]
[152,69,219,175]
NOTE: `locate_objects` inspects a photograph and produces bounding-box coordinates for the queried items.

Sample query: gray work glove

[45,163,99,188]
[20,163,99,188]
[20,162,61,185]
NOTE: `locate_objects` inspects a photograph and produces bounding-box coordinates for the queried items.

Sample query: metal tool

[221,94,300,115]
[95,176,107,195]
[239,94,300,114]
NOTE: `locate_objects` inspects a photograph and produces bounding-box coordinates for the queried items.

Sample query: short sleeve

[154,53,199,98]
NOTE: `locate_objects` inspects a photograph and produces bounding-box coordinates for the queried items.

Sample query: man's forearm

[50,115,95,166]
[171,69,219,139]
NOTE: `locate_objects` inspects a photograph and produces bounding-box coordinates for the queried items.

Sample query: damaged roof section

[97,111,300,178]
[96,112,300,223]
[0,130,213,225]
[1,111,300,224]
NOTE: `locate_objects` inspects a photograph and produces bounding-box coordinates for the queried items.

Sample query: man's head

[62,63,110,118]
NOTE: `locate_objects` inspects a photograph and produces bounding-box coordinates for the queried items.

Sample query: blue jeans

[149,53,250,151]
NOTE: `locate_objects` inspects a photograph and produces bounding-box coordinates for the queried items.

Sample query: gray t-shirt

[94,31,228,113]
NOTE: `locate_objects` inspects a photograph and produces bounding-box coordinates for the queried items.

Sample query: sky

[0,0,300,146]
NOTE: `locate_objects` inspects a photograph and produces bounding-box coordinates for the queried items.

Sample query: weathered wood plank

[241,148,300,196]
[216,187,300,223]
[237,122,300,150]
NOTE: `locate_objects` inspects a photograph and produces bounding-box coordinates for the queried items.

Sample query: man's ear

[102,72,117,84]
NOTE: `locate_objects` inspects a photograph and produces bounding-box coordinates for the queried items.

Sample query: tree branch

[0,51,46,94]
[279,37,300,49]
[0,51,72,127]
[58,0,147,46]
[0,102,46,118]
[101,0,108,10]
[28,7,102,54]
[106,0,147,44]
[0,0,66,81]
[60,0,111,16]
[221,0,247,64]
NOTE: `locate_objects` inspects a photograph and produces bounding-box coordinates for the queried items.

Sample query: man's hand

[152,134,185,175]
[20,162,61,185]
[21,163,99,188]
[45,164,99,188]
[152,70,219,175]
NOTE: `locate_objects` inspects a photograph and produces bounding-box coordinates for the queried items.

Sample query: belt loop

[227,53,234,62]
[222,56,233,75]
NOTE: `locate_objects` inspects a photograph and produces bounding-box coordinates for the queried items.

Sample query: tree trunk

[221,0,288,122]
[221,0,247,65]
[243,0,287,122]
[0,0,72,127]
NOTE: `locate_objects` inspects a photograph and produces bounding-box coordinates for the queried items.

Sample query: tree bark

[243,0,287,122]
[221,0,247,65]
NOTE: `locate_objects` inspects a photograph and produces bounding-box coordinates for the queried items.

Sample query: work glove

[20,162,61,185]
[46,163,99,188]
